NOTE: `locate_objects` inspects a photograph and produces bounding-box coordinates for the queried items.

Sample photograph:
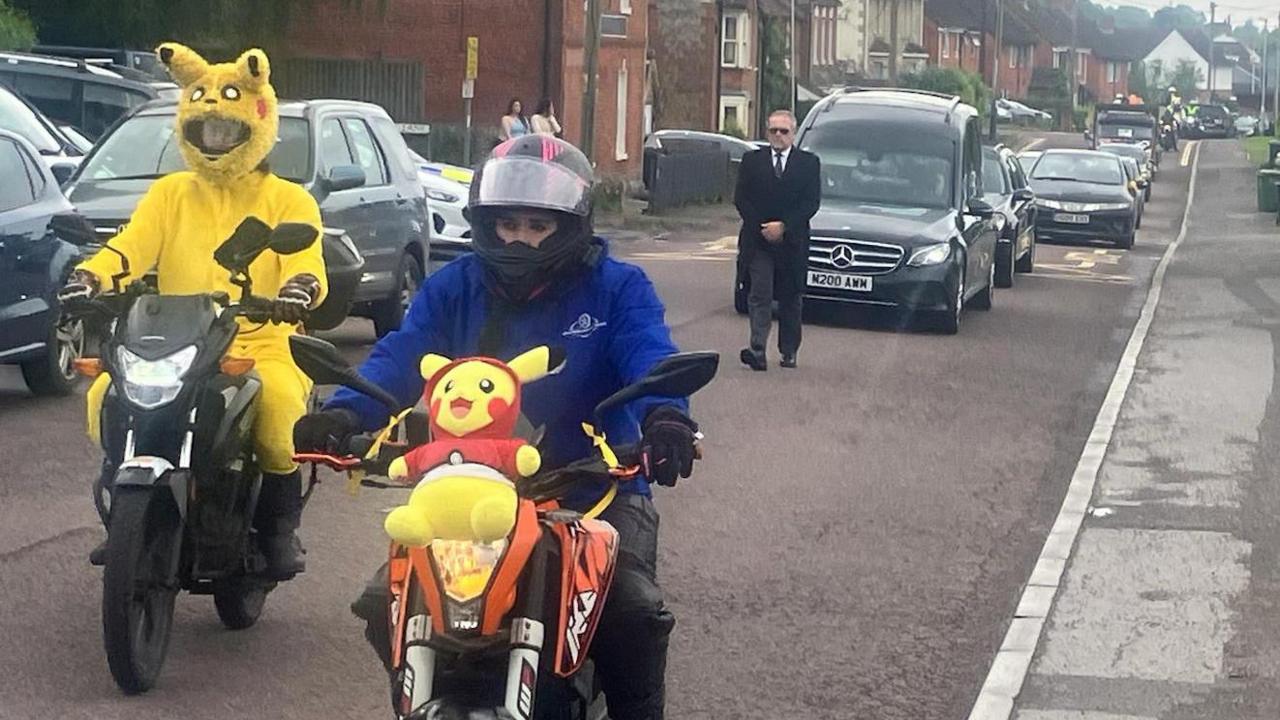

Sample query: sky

[1098,0,1280,24]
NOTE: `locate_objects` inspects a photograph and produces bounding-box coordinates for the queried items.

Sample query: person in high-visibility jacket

[61,43,326,578]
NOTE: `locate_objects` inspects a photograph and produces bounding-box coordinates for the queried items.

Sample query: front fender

[115,456,190,521]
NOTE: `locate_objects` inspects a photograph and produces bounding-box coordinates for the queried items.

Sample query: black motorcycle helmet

[468,135,596,301]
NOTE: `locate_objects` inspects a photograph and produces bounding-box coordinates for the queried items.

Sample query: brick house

[284,0,648,178]
[646,0,721,132]
[923,0,1038,99]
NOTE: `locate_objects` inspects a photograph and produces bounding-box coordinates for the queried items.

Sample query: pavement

[996,139,1280,720]
[0,134,1249,720]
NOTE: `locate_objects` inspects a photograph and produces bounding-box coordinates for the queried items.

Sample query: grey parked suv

[62,98,430,337]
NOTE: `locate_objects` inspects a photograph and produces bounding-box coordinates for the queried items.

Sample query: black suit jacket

[734,146,822,278]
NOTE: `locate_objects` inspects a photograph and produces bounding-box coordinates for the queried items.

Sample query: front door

[0,136,51,356]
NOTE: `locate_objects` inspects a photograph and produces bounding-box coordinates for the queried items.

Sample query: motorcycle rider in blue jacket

[293,136,700,720]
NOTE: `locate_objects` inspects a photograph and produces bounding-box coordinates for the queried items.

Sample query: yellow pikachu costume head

[157,43,278,185]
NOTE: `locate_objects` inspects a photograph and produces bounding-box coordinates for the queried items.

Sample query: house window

[719,96,749,135]
[615,60,629,161]
[940,30,948,59]
[620,0,631,14]
[601,14,628,37]
[1077,52,1086,78]
[1008,45,1017,69]
[1106,61,1117,83]
[722,13,749,68]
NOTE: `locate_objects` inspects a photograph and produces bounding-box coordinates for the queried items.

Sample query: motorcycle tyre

[102,490,179,694]
[213,576,273,630]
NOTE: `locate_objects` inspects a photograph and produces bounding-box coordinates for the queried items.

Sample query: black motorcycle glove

[272,273,320,324]
[640,406,699,487]
[293,408,362,455]
[58,269,101,304]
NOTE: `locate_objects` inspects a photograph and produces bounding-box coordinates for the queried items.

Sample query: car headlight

[907,243,952,267]
[116,345,198,409]
[426,188,461,204]
[1036,198,1066,210]
[1081,202,1132,212]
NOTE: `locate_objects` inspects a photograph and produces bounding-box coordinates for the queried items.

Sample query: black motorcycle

[56,215,323,694]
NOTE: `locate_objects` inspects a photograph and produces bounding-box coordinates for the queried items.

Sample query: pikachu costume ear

[234,48,271,91]
[156,43,210,87]
[507,346,567,384]
[420,354,453,380]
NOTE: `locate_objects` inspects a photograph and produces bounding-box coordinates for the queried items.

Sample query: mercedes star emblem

[831,244,856,269]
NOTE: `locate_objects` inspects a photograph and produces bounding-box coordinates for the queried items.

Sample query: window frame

[318,115,355,175]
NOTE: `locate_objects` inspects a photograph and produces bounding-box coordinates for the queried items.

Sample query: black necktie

[774,151,784,178]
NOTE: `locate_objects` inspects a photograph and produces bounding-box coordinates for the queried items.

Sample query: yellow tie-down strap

[347,407,415,496]
[580,423,621,520]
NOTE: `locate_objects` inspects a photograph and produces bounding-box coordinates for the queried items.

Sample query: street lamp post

[790,0,797,111]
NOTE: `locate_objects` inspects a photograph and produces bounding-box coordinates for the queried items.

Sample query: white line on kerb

[966,141,1203,720]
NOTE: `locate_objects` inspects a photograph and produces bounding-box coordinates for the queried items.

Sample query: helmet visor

[472,156,591,216]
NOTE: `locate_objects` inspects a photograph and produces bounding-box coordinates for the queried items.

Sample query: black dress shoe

[780,354,797,369]
[739,348,767,372]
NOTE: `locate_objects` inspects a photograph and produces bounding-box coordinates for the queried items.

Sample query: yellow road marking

[1180,141,1197,167]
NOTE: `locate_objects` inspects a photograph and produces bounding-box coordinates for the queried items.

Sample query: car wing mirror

[48,212,98,246]
[213,216,273,272]
[50,162,77,185]
[592,352,720,420]
[1012,188,1034,203]
[966,197,996,218]
[324,165,366,193]
[288,335,403,411]
[269,223,319,255]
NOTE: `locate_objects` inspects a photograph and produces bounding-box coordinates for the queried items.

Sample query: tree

[1152,5,1205,33]
[758,16,791,132]
[0,0,35,51]
[900,67,991,116]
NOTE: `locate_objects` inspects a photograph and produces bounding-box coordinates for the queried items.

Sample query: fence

[646,149,731,214]
[273,57,426,123]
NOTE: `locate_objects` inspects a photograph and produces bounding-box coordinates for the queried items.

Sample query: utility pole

[581,0,603,160]
[888,0,900,84]
[990,0,1004,139]
[1274,11,1279,132]
[1262,19,1269,128]
[791,0,797,110]
[1070,0,1078,128]
[1208,2,1216,101]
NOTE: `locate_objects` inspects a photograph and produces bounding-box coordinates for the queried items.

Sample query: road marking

[1020,137,1046,153]
[1180,141,1197,167]
[967,140,1202,720]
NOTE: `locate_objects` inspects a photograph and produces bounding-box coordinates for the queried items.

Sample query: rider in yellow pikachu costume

[68,43,326,578]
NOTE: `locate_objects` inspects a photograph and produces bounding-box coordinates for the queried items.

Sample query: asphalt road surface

[0,134,1201,719]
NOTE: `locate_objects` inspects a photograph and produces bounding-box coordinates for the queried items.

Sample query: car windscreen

[1098,145,1145,162]
[78,114,311,182]
[802,120,954,209]
[1030,153,1124,185]
[0,88,61,154]
[1099,123,1153,141]
[981,149,1007,195]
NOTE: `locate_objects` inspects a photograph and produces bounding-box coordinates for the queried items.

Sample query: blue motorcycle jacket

[325,239,688,505]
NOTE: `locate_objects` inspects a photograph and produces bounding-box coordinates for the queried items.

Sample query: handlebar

[61,286,303,326]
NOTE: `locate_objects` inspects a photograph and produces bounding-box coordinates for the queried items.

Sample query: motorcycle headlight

[907,243,952,267]
[116,345,198,409]
[431,538,506,603]
[426,188,461,204]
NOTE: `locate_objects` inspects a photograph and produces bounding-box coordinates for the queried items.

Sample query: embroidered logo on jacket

[563,313,607,339]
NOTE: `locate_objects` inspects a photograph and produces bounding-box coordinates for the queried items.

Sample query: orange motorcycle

[289,336,717,720]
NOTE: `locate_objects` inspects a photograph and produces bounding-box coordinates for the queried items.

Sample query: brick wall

[648,0,719,131]
[285,0,555,130]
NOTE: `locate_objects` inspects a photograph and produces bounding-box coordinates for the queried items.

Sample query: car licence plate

[807,270,872,292]
[1054,213,1090,224]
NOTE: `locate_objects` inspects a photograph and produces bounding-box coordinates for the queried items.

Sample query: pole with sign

[463,36,478,166]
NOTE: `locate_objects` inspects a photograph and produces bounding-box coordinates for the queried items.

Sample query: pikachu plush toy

[383,347,565,547]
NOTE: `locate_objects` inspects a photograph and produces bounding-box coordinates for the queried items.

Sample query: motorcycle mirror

[288,335,403,411]
[269,223,319,255]
[213,216,273,272]
[48,212,98,246]
[592,352,720,419]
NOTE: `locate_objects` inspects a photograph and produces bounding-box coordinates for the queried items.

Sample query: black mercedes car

[1029,150,1137,249]
[776,88,999,334]
[982,144,1036,288]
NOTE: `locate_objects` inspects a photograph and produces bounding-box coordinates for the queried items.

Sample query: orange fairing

[388,552,413,669]
[480,499,541,636]
[552,518,619,677]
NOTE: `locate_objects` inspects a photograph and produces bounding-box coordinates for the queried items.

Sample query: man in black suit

[734,109,821,371]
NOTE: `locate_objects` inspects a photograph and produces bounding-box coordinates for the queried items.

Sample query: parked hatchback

[1029,150,1136,249]
[62,98,429,337]
[781,88,1000,334]
[0,84,88,176]
[0,129,85,395]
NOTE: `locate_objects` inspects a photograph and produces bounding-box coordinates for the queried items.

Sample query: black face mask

[472,211,594,302]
